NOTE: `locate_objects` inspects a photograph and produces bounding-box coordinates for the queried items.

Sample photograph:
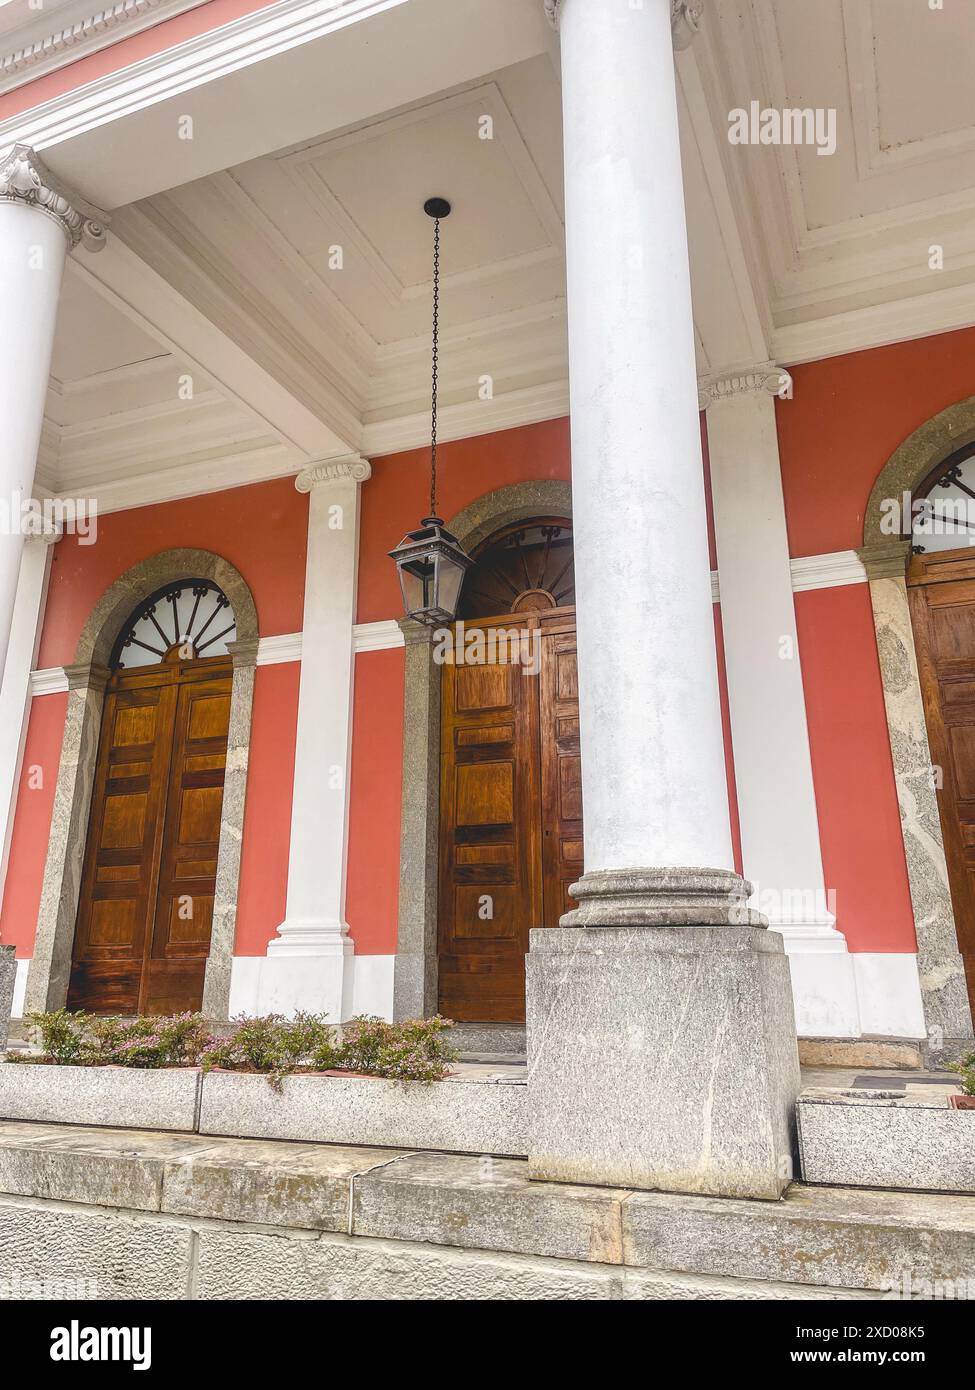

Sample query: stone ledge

[0,1061,200,1132]
[797,1093,975,1193]
[198,1070,528,1156]
[0,1122,972,1295]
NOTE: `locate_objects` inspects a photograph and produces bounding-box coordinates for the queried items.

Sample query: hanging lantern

[390,198,472,626]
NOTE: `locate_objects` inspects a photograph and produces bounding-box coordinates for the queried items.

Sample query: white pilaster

[0,528,58,913]
[703,368,861,1037]
[259,455,371,1023]
[0,145,105,674]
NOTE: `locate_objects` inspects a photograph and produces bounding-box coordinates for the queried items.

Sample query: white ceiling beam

[67,230,353,460]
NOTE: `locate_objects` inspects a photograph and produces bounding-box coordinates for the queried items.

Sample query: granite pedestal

[0,947,14,1054]
[526,920,801,1200]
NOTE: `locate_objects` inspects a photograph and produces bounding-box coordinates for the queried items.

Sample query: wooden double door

[438,609,583,1022]
[910,548,975,1018]
[68,654,232,1015]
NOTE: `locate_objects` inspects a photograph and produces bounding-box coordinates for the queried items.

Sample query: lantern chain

[430,214,441,521]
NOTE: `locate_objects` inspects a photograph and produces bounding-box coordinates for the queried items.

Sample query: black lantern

[390,198,472,625]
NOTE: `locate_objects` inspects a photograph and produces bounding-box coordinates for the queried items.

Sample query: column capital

[294,454,371,492]
[698,364,793,411]
[545,0,706,48]
[0,145,108,252]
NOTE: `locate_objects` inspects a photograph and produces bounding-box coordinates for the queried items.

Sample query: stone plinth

[798,1091,975,1193]
[526,925,801,1200]
[0,947,14,1052]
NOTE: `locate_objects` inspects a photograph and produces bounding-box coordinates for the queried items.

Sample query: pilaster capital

[857,540,912,582]
[0,144,108,252]
[295,454,372,493]
[544,0,706,48]
[23,518,61,546]
[64,661,110,693]
[697,365,793,411]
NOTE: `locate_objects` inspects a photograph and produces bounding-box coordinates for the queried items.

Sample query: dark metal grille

[110,579,236,669]
[458,518,574,620]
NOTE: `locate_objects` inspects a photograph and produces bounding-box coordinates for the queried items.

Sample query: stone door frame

[24,548,259,1020]
[391,479,573,1022]
[859,396,975,1046]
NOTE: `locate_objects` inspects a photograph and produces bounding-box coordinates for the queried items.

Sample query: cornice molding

[294,455,372,492]
[0,145,107,250]
[544,0,706,47]
[0,0,203,94]
[698,365,792,411]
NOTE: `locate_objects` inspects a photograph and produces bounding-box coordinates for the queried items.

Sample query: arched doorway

[437,516,582,1022]
[907,445,975,1021]
[67,579,238,1015]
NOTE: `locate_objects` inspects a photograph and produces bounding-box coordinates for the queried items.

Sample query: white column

[527,0,799,1202]
[555,0,738,924]
[260,455,371,1022]
[703,371,861,1036]
[0,145,105,673]
[0,529,58,913]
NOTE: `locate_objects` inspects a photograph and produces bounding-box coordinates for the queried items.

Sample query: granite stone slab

[162,1136,415,1230]
[0,947,14,1053]
[0,1062,201,1132]
[623,1180,975,1292]
[198,1071,529,1155]
[353,1150,630,1263]
[797,1091,975,1193]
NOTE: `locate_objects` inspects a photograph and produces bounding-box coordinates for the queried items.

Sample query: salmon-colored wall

[37,477,306,668]
[777,325,975,558]
[358,418,573,625]
[772,330,975,954]
[1,478,305,961]
[795,584,916,952]
[0,694,67,957]
[233,661,299,955]
[346,648,405,956]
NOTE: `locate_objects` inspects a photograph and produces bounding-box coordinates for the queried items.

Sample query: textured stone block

[162,1138,413,1230]
[0,948,14,1053]
[199,1071,528,1155]
[0,1062,201,1132]
[798,1092,975,1193]
[0,1197,191,1299]
[526,926,800,1198]
[353,1151,629,1263]
[623,1181,975,1292]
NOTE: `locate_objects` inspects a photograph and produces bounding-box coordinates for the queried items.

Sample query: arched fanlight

[111,580,236,669]
[389,197,473,625]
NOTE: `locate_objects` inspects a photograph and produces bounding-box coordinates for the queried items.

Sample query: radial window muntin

[458,517,574,620]
[110,579,237,669]
[911,443,975,554]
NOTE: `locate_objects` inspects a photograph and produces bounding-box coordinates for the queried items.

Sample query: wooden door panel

[68,684,177,1013]
[909,567,975,1018]
[69,657,231,1016]
[438,618,541,1023]
[146,674,230,1013]
[539,626,584,926]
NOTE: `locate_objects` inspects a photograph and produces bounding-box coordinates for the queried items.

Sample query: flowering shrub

[951,1051,975,1097]
[12,1010,457,1086]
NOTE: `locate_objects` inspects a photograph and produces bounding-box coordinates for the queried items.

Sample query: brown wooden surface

[438,609,581,1022]
[68,655,231,1015]
[909,549,975,1019]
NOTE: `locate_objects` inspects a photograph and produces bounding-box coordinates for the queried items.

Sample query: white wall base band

[228,952,394,1023]
[852,953,927,1040]
[11,957,28,1018]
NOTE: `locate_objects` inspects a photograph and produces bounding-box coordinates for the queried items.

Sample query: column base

[560,866,766,927]
[258,921,353,1022]
[526,924,801,1200]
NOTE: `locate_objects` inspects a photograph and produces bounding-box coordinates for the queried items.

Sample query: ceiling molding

[363,379,569,458]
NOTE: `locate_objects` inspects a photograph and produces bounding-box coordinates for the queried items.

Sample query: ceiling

[29,0,975,511]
